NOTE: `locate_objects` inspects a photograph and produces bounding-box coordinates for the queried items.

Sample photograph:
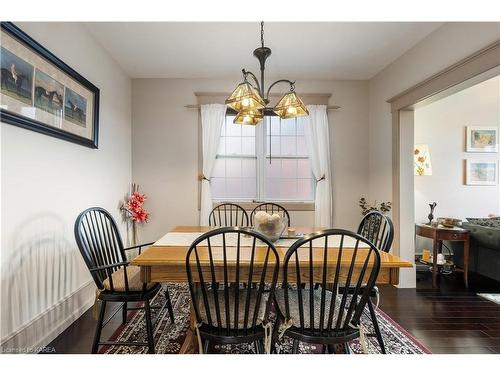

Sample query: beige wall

[131,78,370,242]
[368,22,500,287]
[415,76,500,223]
[1,23,132,349]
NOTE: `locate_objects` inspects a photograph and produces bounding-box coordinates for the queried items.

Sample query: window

[211,115,315,202]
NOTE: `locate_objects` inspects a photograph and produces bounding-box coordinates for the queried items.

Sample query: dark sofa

[451,222,500,283]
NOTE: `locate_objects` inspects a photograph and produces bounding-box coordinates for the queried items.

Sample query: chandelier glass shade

[227,22,308,125]
[225,82,265,112]
[273,91,309,119]
[233,109,264,125]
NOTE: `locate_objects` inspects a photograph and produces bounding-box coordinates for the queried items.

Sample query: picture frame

[466,126,498,153]
[1,22,99,148]
[465,159,498,186]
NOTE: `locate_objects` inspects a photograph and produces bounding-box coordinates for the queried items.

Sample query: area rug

[101,283,431,354]
[478,293,500,306]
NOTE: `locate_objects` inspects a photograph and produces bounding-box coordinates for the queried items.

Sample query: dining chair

[250,202,291,227]
[209,203,249,227]
[74,207,174,354]
[272,229,381,354]
[186,227,280,353]
[355,210,394,353]
[358,211,394,252]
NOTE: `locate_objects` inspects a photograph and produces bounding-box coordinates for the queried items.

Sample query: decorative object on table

[121,184,150,246]
[427,202,437,225]
[414,144,433,176]
[436,217,462,228]
[465,159,498,185]
[225,21,308,126]
[253,210,288,242]
[422,249,431,262]
[0,22,99,148]
[466,126,498,153]
[359,197,392,216]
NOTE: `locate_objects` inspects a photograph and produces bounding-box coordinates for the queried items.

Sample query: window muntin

[211,115,314,202]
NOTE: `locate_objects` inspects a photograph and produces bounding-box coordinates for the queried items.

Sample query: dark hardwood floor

[44,270,500,354]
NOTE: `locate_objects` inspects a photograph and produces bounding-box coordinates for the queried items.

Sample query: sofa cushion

[466,217,500,228]
[462,223,500,250]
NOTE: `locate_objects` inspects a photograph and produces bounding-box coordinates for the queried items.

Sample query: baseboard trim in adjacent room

[0,280,95,353]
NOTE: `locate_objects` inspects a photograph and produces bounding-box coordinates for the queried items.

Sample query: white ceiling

[85,22,443,80]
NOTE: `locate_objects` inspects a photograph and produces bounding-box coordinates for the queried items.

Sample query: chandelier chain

[260,21,264,47]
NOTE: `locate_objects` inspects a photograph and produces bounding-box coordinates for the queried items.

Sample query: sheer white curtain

[199,104,226,225]
[301,105,332,227]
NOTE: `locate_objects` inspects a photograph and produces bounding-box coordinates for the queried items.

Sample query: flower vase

[132,221,139,247]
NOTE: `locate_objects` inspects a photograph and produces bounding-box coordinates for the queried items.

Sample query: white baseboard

[0,280,95,353]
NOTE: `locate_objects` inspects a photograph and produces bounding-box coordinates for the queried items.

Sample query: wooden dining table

[130,226,413,353]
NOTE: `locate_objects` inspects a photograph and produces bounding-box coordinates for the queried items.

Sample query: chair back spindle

[209,203,249,227]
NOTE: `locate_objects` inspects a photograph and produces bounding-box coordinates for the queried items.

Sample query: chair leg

[254,340,261,354]
[92,300,106,354]
[164,286,175,323]
[122,302,127,325]
[144,300,155,354]
[292,339,299,354]
[367,298,386,354]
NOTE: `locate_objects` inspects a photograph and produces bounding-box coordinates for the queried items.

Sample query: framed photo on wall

[466,126,498,153]
[0,22,99,148]
[465,159,498,186]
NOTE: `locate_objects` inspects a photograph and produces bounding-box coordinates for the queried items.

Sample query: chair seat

[103,265,156,292]
[275,287,350,330]
[198,289,269,328]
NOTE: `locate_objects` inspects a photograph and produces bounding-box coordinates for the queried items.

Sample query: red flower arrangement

[122,189,150,223]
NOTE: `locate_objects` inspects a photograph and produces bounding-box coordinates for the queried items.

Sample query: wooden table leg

[432,239,439,288]
[179,285,199,354]
[463,237,470,288]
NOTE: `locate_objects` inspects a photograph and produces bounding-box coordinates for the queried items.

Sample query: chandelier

[226,22,309,125]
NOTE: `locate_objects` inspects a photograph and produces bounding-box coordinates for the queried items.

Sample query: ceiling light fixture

[226,22,309,125]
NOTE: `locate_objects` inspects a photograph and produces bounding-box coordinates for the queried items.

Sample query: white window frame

[212,115,315,204]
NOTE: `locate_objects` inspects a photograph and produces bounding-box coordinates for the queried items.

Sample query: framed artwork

[1,22,99,148]
[466,126,498,153]
[465,159,498,186]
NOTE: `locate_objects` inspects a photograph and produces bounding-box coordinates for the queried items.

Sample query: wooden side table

[415,224,471,288]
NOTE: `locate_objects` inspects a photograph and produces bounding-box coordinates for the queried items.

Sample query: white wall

[369,23,500,202]
[415,76,500,223]
[131,78,370,243]
[1,23,132,350]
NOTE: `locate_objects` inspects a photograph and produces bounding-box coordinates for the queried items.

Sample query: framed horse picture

[1,22,99,148]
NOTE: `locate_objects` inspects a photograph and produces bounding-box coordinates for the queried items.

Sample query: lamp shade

[414,144,432,176]
[233,109,263,125]
[225,82,265,112]
[273,91,309,119]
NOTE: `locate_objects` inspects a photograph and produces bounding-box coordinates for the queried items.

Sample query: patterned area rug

[478,293,500,306]
[101,283,430,354]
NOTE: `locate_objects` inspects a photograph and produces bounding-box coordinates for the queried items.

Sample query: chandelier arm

[243,70,262,96]
[265,79,295,102]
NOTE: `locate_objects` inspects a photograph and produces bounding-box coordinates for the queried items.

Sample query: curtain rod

[184,104,341,110]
